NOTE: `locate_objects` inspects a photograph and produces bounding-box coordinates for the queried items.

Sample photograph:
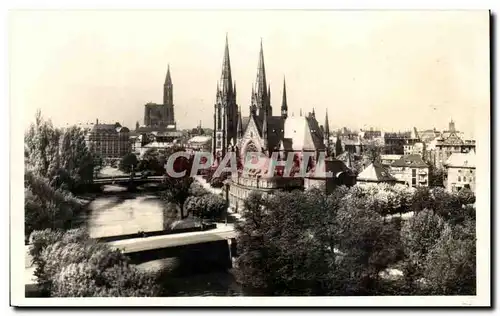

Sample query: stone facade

[444,152,476,193]
[143,65,176,128]
[86,121,131,159]
[388,154,429,187]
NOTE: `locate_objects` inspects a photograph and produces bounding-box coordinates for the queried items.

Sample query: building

[143,64,176,129]
[86,120,131,160]
[213,35,238,159]
[389,154,429,187]
[444,151,476,193]
[383,128,420,155]
[186,135,212,152]
[404,141,425,156]
[132,130,183,157]
[380,154,403,167]
[212,37,354,211]
[430,120,476,169]
[356,161,399,186]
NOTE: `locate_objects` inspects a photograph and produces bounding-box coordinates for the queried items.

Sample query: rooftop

[391,154,429,168]
[445,152,476,168]
[357,162,397,183]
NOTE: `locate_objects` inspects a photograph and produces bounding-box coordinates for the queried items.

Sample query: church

[212,36,356,211]
[142,64,177,130]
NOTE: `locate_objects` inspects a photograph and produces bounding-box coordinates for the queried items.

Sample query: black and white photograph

[9,9,491,307]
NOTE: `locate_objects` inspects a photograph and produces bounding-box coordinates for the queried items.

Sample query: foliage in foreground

[234,184,476,296]
[29,228,160,297]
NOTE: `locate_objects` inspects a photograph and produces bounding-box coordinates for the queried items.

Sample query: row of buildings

[80,34,476,209]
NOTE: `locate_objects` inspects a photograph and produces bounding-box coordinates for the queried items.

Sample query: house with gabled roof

[389,154,429,187]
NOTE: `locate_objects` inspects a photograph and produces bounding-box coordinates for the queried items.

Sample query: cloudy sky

[11,10,489,137]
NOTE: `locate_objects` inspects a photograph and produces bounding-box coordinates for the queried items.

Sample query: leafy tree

[24,169,82,241]
[185,193,226,221]
[59,126,95,191]
[137,148,166,175]
[161,177,194,219]
[234,192,271,294]
[362,141,383,163]
[335,136,343,157]
[457,187,475,206]
[119,153,139,173]
[29,228,160,297]
[24,110,63,184]
[400,209,445,289]
[422,223,476,295]
[428,164,445,187]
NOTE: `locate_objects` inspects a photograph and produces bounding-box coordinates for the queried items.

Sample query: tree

[119,153,138,173]
[29,228,160,297]
[234,192,272,294]
[161,177,194,219]
[24,110,63,184]
[457,187,475,206]
[422,223,476,295]
[24,169,82,241]
[335,136,343,157]
[137,148,166,175]
[400,209,445,289]
[363,142,383,163]
[59,126,95,191]
[427,164,445,187]
[235,187,402,296]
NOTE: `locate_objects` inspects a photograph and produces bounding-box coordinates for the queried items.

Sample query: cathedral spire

[220,33,233,96]
[165,64,172,85]
[281,77,288,119]
[255,38,267,113]
[324,109,330,137]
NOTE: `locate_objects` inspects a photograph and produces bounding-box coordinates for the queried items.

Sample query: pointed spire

[281,77,288,119]
[300,108,303,116]
[255,38,267,108]
[312,108,316,118]
[165,64,172,85]
[220,34,232,96]
[324,109,330,136]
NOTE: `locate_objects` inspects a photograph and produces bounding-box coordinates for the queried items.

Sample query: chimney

[96,118,99,125]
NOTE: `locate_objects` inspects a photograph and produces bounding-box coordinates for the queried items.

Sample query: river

[80,184,244,296]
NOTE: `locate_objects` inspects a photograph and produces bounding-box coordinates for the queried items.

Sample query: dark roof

[357,161,397,182]
[136,125,177,133]
[242,115,285,151]
[91,123,123,132]
[306,116,325,150]
[391,154,429,168]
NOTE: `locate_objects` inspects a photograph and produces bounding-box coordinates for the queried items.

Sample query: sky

[10,10,489,138]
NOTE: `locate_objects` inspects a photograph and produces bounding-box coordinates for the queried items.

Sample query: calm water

[81,184,244,296]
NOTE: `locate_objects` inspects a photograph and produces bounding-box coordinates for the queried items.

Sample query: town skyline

[12,10,488,138]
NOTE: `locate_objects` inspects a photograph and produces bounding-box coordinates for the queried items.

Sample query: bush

[184,193,226,221]
[210,177,224,188]
[24,170,83,242]
[29,228,160,297]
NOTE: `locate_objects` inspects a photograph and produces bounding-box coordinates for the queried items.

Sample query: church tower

[163,64,175,125]
[213,35,238,159]
[281,77,288,119]
[250,40,271,118]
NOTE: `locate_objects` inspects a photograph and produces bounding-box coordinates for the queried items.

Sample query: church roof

[357,162,397,183]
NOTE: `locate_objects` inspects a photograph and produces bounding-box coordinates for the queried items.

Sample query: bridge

[93,175,164,185]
